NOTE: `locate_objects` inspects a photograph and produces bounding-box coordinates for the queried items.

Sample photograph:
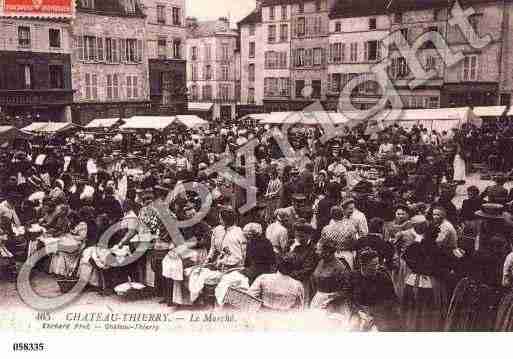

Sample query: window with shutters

[205,65,212,80]
[313,48,322,66]
[390,57,409,79]
[84,73,97,100]
[49,29,61,48]
[269,6,275,20]
[20,65,32,89]
[298,3,304,14]
[366,40,378,61]
[221,65,229,81]
[350,43,358,62]
[331,43,343,63]
[172,7,181,25]
[249,42,255,58]
[297,17,306,37]
[126,39,138,62]
[219,84,230,100]
[280,24,288,42]
[279,52,287,68]
[96,38,104,61]
[158,38,167,59]
[281,5,287,20]
[268,25,276,43]
[280,78,290,96]
[314,17,322,35]
[335,22,341,32]
[426,55,437,71]
[157,5,166,24]
[221,43,229,60]
[173,39,181,58]
[296,48,305,67]
[191,64,198,81]
[462,55,478,81]
[248,64,255,82]
[84,36,97,61]
[76,35,84,61]
[127,75,138,99]
[107,74,112,99]
[18,26,31,48]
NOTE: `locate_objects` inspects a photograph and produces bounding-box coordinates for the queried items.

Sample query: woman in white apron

[453,145,466,184]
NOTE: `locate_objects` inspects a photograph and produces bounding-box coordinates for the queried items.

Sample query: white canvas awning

[473,106,506,118]
[240,113,270,122]
[188,102,214,112]
[174,115,209,129]
[260,111,350,126]
[386,107,482,130]
[22,122,76,134]
[120,116,175,131]
[85,118,123,129]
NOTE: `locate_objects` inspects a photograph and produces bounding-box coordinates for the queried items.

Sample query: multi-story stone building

[0,17,74,124]
[289,0,336,111]
[186,17,239,121]
[261,1,293,112]
[143,0,187,115]
[327,0,390,111]
[71,0,150,125]
[238,4,264,113]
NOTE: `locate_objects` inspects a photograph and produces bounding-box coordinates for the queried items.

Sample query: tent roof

[174,115,208,129]
[22,122,75,133]
[260,111,350,126]
[473,106,506,118]
[85,118,122,129]
[392,107,472,122]
[119,116,175,131]
[240,113,270,122]
[188,102,214,112]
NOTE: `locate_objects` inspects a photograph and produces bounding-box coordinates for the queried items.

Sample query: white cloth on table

[186,267,223,303]
[214,271,249,305]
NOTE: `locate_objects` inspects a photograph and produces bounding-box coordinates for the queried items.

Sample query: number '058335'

[12,343,45,351]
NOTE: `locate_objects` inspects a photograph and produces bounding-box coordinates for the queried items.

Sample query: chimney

[217,17,229,32]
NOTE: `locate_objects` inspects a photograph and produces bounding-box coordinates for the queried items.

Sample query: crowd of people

[1,115,513,332]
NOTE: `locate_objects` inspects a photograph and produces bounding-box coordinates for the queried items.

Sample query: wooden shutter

[76,35,84,61]
[120,39,126,63]
[97,38,104,62]
[137,40,143,62]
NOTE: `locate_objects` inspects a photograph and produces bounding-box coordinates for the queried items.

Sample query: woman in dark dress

[241,223,276,284]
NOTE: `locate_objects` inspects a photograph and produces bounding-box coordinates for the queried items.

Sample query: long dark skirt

[444,277,504,331]
[403,284,444,331]
[495,291,513,331]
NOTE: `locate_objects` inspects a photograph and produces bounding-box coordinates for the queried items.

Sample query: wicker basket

[224,287,263,312]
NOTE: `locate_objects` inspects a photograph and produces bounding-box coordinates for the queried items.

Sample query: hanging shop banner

[1,0,75,18]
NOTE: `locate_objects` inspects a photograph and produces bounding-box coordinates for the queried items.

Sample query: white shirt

[208,225,246,268]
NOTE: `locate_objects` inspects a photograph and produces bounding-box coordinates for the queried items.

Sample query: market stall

[84,118,124,131]
[259,111,350,126]
[385,107,481,132]
[22,122,76,134]
[0,126,32,149]
[174,115,209,130]
[119,116,175,132]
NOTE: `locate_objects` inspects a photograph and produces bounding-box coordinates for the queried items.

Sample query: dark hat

[352,180,374,195]
[475,203,506,220]
[154,178,176,193]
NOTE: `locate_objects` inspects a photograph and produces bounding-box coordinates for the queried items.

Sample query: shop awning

[188,102,214,112]
[119,116,175,131]
[473,106,506,118]
[174,115,209,129]
[85,118,123,129]
[22,122,76,134]
[0,126,31,146]
[240,113,270,122]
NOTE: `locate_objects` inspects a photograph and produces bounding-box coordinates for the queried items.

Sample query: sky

[186,0,256,27]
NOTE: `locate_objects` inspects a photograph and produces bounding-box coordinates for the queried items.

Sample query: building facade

[186,17,239,121]
[71,0,150,125]
[143,0,188,115]
[0,17,74,125]
[238,0,513,113]
[327,0,390,111]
